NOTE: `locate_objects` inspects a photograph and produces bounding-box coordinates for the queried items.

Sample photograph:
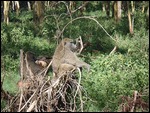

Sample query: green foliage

[81,30,149,111]
[2,71,20,94]
[2,55,19,71]
[86,1,101,12]
[82,53,148,111]
[10,10,33,22]
[1,2,149,111]
[134,11,148,31]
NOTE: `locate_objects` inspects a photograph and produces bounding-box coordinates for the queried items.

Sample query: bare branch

[78,36,84,54]
[109,46,117,55]
[130,91,138,112]
[18,85,40,112]
[26,100,37,112]
[18,49,24,112]
[57,1,73,21]
[59,16,117,42]
[20,49,24,80]
[71,1,89,14]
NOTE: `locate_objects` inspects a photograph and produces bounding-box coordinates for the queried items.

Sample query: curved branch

[59,16,117,42]
[57,1,73,22]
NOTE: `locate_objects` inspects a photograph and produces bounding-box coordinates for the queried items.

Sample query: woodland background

[1,1,149,112]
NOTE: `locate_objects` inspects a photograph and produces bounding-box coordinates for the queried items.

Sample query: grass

[2,71,20,94]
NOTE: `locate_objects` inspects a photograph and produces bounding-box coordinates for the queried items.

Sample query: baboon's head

[61,38,77,51]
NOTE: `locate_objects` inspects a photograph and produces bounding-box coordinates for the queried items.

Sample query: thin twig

[130,91,138,112]
[18,49,24,111]
[37,60,52,76]
[73,67,82,111]
[78,36,84,54]
[18,85,40,112]
[20,49,24,79]
[109,46,117,55]
[25,53,34,78]
[71,1,89,14]
[44,60,53,76]
[18,88,23,112]
[78,89,83,112]
[1,92,20,112]
[57,1,73,21]
[26,100,37,112]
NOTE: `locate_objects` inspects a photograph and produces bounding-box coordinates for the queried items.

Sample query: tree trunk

[113,1,117,21]
[142,1,145,13]
[105,1,110,17]
[33,1,44,24]
[16,1,20,16]
[117,1,122,21]
[102,2,105,11]
[27,1,31,11]
[12,1,20,16]
[3,1,10,25]
[127,1,134,35]
[131,1,135,13]
[113,1,122,23]
[112,1,114,17]
[146,7,149,29]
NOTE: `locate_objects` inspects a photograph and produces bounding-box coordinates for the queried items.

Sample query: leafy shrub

[1,3,149,112]
[82,52,148,111]
[81,29,149,111]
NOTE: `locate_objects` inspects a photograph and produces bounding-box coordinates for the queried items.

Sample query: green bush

[82,52,148,111]
[1,3,149,112]
[81,30,149,111]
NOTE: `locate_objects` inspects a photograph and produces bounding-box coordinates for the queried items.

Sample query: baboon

[35,56,51,67]
[35,60,47,67]
[52,38,91,77]
[58,63,76,75]
[22,51,45,76]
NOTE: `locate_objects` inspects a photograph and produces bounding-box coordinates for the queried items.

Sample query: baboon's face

[63,38,77,52]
